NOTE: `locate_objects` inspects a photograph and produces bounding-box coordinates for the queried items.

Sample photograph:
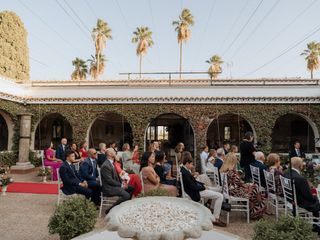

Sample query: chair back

[139,171,145,194]
[57,168,61,190]
[280,175,297,212]
[179,169,188,199]
[212,166,221,187]
[40,150,45,168]
[263,170,276,195]
[175,155,180,179]
[220,172,230,199]
[250,165,261,187]
[97,167,102,187]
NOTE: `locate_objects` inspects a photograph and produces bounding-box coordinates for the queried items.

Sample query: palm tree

[92,19,112,79]
[206,55,223,80]
[131,26,154,79]
[71,58,88,80]
[172,8,194,79]
[301,41,320,79]
[87,54,106,79]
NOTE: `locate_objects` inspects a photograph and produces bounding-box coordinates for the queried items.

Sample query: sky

[1,0,320,80]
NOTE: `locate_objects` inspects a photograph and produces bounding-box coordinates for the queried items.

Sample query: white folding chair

[250,165,265,192]
[97,167,118,217]
[280,175,318,226]
[220,172,250,224]
[212,166,221,189]
[139,171,145,195]
[263,170,284,220]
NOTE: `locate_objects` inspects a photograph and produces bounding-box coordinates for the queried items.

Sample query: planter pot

[1,185,8,196]
[43,176,47,183]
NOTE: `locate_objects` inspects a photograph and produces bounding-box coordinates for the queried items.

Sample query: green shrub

[0,151,17,167]
[48,196,97,240]
[253,216,315,240]
[138,187,171,197]
[29,150,41,167]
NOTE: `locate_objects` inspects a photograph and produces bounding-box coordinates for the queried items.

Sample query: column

[11,113,35,173]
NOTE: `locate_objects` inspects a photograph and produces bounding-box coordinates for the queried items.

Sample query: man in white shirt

[200,145,209,174]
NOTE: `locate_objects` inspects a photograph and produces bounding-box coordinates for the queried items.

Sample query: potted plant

[0,166,13,196]
[38,167,52,182]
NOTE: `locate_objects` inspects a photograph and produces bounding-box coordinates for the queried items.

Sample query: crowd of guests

[43,134,320,232]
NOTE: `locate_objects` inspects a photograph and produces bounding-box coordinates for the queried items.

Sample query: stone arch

[31,113,73,150]
[271,112,319,152]
[86,112,133,149]
[206,113,257,149]
[144,112,196,158]
[0,109,14,151]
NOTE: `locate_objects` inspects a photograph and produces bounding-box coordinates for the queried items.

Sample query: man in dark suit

[101,148,134,214]
[56,138,68,162]
[181,155,225,227]
[284,157,320,233]
[214,148,225,170]
[59,150,92,199]
[251,151,268,188]
[79,148,101,205]
[289,141,305,160]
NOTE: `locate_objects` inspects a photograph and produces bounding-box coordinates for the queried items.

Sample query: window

[224,126,231,140]
[157,126,169,140]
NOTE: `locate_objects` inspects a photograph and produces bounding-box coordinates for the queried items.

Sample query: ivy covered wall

[1,99,320,169]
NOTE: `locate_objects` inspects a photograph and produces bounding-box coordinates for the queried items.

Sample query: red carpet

[0,182,58,194]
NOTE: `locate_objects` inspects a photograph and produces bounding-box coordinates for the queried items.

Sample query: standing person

[56,138,68,162]
[70,143,81,160]
[132,145,140,164]
[223,142,230,155]
[79,148,101,205]
[79,141,88,160]
[240,131,256,182]
[289,141,305,160]
[200,145,209,174]
[44,141,62,181]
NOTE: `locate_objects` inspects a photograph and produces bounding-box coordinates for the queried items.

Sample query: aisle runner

[0,182,58,194]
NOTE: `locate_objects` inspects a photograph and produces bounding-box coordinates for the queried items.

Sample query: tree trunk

[97,53,100,80]
[139,54,142,80]
[311,70,313,79]
[179,42,183,80]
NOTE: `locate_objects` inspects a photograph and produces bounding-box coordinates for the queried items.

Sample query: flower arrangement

[38,166,52,177]
[0,166,13,187]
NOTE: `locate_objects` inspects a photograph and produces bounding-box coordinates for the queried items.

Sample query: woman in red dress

[132,145,140,164]
[79,140,88,160]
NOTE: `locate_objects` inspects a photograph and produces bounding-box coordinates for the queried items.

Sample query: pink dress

[44,148,62,181]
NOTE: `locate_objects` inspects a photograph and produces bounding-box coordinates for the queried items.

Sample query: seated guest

[289,141,305,160]
[44,141,62,181]
[214,148,225,170]
[181,152,225,227]
[284,157,320,226]
[229,145,238,155]
[59,150,92,200]
[154,151,176,186]
[220,154,266,219]
[140,152,178,196]
[79,148,101,205]
[204,149,217,174]
[70,143,81,160]
[267,153,283,196]
[109,141,118,154]
[200,145,209,173]
[223,141,230,155]
[251,151,268,188]
[97,142,107,168]
[175,142,185,164]
[56,138,68,162]
[79,140,88,160]
[101,148,134,214]
[132,144,140,164]
[122,143,140,174]
[109,148,142,197]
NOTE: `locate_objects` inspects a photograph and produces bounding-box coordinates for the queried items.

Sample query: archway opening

[88,112,133,149]
[35,113,73,150]
[145,113,195,158]
[0,114,8,151]
[206,113,254,149]
[271,113,316,153]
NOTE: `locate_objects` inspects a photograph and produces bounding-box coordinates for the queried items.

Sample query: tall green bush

[0,11,29,81]
[48,196,97,240]
[253,216,315,240]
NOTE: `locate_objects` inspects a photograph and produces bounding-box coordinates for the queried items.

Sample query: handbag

[221,174,231,212]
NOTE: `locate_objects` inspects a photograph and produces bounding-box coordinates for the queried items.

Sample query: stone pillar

[11,113,35,173]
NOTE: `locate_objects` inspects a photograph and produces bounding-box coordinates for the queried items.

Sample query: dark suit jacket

[56,144,67,161]
[284,169,319,212]
[100,159,123,197]
[97,153,107,168]
[289,149,305,159]
[250,160,268,188]
[181,166,205,202]
[214,157,224,170]
[80,157,99,182]
[59,161,83,195]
